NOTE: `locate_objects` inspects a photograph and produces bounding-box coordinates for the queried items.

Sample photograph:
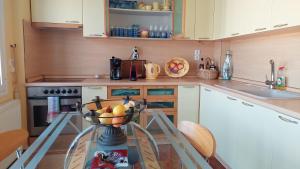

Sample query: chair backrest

[178,121,216,158]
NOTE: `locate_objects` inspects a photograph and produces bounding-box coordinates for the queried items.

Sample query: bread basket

[198,69,219,80]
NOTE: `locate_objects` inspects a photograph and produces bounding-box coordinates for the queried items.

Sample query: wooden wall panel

[24,23,215,78]
[218,29,300,89]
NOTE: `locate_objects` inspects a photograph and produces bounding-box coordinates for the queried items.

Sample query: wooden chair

[178,121,216,159]
[0,129,28,168]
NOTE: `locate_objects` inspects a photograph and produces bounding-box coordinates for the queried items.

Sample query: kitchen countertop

[26,77,300,120]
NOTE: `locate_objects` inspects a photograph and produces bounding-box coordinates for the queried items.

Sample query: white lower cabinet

[82,86,107,128]
[271,113,300,169]
[177,85,199,125]
[200,86,300,169]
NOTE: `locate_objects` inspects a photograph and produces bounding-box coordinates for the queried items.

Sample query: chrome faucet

[265,59,276,89]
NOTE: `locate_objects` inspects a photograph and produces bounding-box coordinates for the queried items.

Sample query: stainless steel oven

[27,86,82,136]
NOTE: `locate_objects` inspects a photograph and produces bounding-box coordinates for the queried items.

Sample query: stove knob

[67,89,72,94]
[50,90,55,94]
[43,90,49,94]
[56,89,61,94]
[73,89,78,94]
[62,89,66,94]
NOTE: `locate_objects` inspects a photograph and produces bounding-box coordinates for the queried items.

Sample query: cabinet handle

[183,85,196,88]
[87,86,103,89]
[227,96,237,101]
[254,27,267,32]
[89,34,102,37]
[65,20,80,24]
[273,23,288,28]
[204,88,212,92]
[242,101,254,107]
[278,116,298,125]
[231,33,240,36]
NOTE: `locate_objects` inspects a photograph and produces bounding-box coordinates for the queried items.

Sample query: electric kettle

[144,63,161,80]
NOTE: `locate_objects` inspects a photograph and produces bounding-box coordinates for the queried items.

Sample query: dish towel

[47,97,60,123]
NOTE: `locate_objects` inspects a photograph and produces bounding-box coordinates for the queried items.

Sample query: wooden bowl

[165,57,190,78]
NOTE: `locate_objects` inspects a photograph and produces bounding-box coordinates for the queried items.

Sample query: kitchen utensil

[152,2,160,10]
[165,57,189,78]
[110,56,122,80]
[144,63,161,80]
[145,5,152,10]
[121,60,146,79]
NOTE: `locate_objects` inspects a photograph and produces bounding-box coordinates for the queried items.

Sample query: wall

[219,28,300,89]
[0,0,14,103]
[24,25,216,78]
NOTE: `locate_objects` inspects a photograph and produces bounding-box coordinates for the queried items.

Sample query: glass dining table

[10,110,211,169]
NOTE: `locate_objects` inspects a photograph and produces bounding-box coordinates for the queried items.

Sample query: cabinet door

[82,86,107,129]
[108,86,143,99]
[31,0,82,24]
[213,0,226,39]
[247,0,271,34]
[174,0,183,35]
[184,0,196,39]
[271,113,300,169]
[271,0,300,30]
[200,86,238,166]
[233,100,273,169]
[144,86,177,99]
[83,0,106,37]
[178,85,199,125]
[194,0,214,39]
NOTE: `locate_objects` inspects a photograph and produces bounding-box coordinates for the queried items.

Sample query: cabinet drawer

[108,86,143,99]
[142,111,177,128]
[146,98,177,112]
[144,86,177,98]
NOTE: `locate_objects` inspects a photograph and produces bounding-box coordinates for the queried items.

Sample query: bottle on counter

[222,50,233,80]
[276,66,286,90]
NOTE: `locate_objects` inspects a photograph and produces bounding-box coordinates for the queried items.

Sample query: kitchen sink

[215,83,300,100]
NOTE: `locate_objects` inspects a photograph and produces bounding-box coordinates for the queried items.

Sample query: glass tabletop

[10,111,211,169]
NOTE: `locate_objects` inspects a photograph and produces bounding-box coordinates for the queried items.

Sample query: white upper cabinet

[271,0,300,30]
[184,0,214,40]
[177,85,199,125]
[83,0,106,37]
[31,0,82,24]
[195,0,214,39]
[184,0,196,39]
[247,0,271,34]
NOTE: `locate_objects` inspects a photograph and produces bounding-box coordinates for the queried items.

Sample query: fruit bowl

[80,98,145,146]
[165,57,190,78]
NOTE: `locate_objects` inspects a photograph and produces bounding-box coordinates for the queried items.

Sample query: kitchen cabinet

[233,100,273,169]
[194,0,214,39]
[200,86,300,168]
[144,86,177,99]
[184,0,196,39]
[213,0,226,39]
[271,113,300,169]
[177,85,199,125]
[184,0,214,39]
[174,0,183,35]
[82,86,107,129]
[108,86,144,100]
[271,0,300,30]
[83,0,106,37]
[200,87,239,167]
[31,0,82,24]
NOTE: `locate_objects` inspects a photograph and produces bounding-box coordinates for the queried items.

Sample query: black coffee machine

[110,56,122,80]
